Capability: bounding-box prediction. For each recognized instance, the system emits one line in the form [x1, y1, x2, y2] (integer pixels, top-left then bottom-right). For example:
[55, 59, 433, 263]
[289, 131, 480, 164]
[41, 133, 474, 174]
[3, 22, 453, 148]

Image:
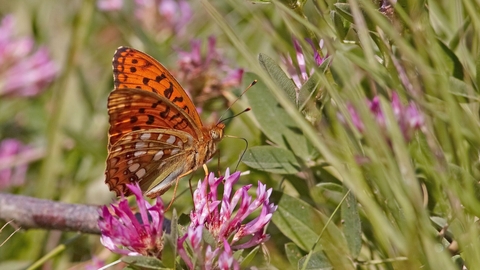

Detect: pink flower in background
[306, 38, 325, 67]
[0, 15, 57, 97]
[177, 169, 277, 269]
[0, 139, 30, 190]
[84, 256, 105, 270]
[98, 183, 165, 258]
[176, 36, 244, 108]
[282, 38, 326, 89]
[134, 0, 192, 36]
[341, 92, 425, 142]
[97, 0, 123, 11]
[217, 240, 239, 270]
[98, 0, 192, 37]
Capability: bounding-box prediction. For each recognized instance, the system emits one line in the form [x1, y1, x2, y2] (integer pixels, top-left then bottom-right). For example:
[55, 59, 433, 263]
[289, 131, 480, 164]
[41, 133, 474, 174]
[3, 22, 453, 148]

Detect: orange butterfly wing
[111, 47, 204, 142]
[107, 88, 202, 147]
[106, 46, 222, 198]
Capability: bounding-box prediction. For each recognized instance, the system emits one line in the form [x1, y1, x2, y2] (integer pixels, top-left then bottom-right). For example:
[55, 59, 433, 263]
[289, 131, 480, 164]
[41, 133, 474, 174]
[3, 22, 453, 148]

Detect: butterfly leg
[188, 173, 195, 204]
[166, 169, 193, 211]
[216, 149, 222, 176]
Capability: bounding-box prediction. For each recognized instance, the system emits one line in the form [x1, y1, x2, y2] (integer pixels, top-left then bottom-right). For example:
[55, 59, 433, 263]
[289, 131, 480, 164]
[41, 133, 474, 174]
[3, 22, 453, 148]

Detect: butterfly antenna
[218, 108, 251, 125]
[218, 80, 257, 124]
[224, 135, 249, 171]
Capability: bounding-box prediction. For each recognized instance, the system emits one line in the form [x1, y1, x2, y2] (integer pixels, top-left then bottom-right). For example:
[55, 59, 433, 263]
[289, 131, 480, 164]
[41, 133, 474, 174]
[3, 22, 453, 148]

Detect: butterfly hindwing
[106, 129, 194, 196]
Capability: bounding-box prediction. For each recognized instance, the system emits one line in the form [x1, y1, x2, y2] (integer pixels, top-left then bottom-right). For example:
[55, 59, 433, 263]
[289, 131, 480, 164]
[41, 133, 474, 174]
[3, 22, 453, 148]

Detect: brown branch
[0, 193, 171, 235]
[0, 193, 101, 234]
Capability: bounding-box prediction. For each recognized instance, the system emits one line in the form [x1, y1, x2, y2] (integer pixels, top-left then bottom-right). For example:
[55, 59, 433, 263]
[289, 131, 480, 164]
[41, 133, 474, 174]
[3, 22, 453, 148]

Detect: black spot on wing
[160, 106, 170, 118]
[146, 115, 155, 125]
[164, 82, 173, 99]
[173, 118, 187, 129]
[156, 74, 166, 82]
[152, 100, 162, 108]
[172, 96, 183, 103]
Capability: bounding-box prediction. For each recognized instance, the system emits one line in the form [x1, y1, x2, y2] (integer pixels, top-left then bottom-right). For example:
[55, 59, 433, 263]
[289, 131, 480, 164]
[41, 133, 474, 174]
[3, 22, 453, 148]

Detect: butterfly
[105, 46, 225, 198]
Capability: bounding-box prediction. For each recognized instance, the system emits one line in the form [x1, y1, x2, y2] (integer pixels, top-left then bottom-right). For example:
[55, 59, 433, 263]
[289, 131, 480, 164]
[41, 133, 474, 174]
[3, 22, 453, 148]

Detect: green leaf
[160, 209, 178, 268]
[242, 146, 301, 174]
[334, 3, 353, 24]
[430, 216, 448, 228]
[333, 3, 375, 31]
[298, 73, 319, 109]
[202, 227, 217, 247]
[448, 76, 470, 102]
[298, 252, 332, 270]
[240, 246, 259, 268]
[161, 235, 176, 268]
[233, 249, 243, 261]
[270, 191, 351, 267]
[430, 216, 453, 239]
[298, 71, 324, 125]
[258, 53, 298, 105]
[284, 174, 314, 202]
[452, 255, 465, 269]
[476, 56, 480, 91]
[332, 11, 348, 41]
[245, 73, 311, 159]
[177, 213, 190, 226]
[285, 242, 303, 268]
[271, 190, 335, 250]
[310, 183, 344, 206]
[341, 189, 362, 259]
[121, 256, 165, 269]
[437, 40, 464, 80]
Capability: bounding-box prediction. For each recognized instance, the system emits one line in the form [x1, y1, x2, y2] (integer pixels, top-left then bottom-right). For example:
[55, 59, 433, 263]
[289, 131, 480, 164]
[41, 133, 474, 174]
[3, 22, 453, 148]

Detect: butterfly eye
[210, 127, 224, 141]
[211, 131, 218, 139]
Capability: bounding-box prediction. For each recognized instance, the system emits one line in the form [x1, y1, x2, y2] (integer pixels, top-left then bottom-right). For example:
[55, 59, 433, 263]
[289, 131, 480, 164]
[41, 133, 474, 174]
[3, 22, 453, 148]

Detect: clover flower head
[177, 169, 277, 269]
[98, 183, 165, 258]
[0, 15, 57, 97]
[176, 36, 244, 108]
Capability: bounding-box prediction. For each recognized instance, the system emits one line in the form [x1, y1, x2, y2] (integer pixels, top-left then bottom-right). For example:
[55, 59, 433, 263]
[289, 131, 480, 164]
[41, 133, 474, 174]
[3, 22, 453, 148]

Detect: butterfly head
[211, 123, 225, 142]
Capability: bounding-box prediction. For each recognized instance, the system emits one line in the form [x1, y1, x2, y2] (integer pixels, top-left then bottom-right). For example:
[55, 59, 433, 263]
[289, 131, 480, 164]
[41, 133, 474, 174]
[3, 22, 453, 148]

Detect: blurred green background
[2, 0, 480, 269]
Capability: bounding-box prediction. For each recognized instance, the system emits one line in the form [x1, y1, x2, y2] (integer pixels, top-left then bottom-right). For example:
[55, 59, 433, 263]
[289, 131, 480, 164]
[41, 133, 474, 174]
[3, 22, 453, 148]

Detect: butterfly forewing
[112, 47, 203, 127]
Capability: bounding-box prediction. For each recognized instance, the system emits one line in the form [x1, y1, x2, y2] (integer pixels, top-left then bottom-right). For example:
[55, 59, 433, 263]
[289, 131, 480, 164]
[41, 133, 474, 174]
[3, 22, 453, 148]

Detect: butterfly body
[105, 47, 225, 198]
